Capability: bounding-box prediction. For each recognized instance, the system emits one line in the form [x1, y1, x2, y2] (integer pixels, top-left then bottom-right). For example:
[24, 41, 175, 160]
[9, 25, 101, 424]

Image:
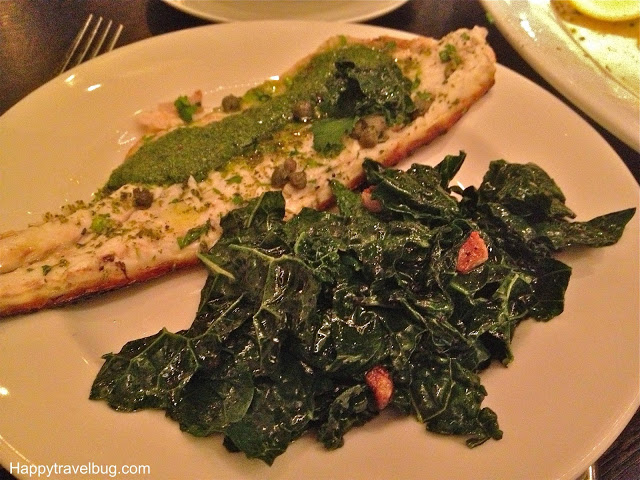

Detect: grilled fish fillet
[0, 27, 496, 317]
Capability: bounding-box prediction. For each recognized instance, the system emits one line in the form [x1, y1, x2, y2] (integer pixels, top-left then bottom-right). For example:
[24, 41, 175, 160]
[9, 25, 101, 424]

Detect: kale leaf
[91, 152, 634, 465]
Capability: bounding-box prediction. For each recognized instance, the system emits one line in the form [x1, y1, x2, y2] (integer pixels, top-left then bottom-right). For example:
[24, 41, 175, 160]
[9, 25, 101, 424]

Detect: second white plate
[481, 0, 640, 151]
[162, 0, 410, 22]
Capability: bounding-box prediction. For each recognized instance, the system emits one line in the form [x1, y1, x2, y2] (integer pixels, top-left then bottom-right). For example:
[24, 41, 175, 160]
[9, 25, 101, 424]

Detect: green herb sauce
[104, 41, 415, 192]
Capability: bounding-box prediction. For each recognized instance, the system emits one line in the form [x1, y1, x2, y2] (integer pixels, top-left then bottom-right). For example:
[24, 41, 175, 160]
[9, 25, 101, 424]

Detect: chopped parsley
[90, 214, 117, 236]
[311, 117, 357, 156]
[41, 258, 69, 276]
[174, 95, 201, 123]
[177, 221, 211, 249]
[439, 43, 462, 65]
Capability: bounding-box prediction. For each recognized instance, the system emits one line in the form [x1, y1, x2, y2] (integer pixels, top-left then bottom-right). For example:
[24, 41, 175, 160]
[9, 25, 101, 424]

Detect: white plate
[0, 21, 638, 480]
[481, 0, 640, 152]
[161, 0, 409, 22]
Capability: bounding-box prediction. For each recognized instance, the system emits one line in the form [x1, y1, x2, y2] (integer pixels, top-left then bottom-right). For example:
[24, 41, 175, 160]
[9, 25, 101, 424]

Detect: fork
[58, 14, 123, 75]
[581, 464, 598, 480]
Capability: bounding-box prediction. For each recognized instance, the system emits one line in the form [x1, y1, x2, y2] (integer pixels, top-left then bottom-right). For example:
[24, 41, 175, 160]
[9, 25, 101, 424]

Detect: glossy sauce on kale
[91, 152, 635, 464]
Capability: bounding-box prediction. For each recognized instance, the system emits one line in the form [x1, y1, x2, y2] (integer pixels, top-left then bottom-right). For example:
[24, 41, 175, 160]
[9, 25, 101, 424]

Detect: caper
[289, 171, 307, 190]
[132, 187, 153, 209]
[270, 164, 289, 188]
[221, 94, 242, 113]
[351, 118, 366, 139]
[364, 114, 387, 133]
[351, 115, 387, 148]
[292, 100, 313, 122]
[412, 94, 434, 118]
[364, 128, 382, 148]
[283, 158, 297, 174]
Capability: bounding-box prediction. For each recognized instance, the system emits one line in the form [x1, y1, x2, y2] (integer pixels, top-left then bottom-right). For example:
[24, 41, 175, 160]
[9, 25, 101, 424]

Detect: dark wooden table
[0, 1, 638, 479]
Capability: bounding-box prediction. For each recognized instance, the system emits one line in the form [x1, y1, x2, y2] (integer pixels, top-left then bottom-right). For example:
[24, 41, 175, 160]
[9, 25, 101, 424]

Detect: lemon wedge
[568, 0, 640, 21]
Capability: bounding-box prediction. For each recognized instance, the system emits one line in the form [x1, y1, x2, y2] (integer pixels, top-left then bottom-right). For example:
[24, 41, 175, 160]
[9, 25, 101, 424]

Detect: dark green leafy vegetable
[91, 152, 634, 464]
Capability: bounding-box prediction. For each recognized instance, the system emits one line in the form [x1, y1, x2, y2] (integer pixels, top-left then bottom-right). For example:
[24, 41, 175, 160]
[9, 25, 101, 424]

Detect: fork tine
[89, 19, 112, 59]
[58, 14, 93, 75]
[73, 16, 103, 68]
[104, 23, 124, 53]
[58, 14, 123, 75]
